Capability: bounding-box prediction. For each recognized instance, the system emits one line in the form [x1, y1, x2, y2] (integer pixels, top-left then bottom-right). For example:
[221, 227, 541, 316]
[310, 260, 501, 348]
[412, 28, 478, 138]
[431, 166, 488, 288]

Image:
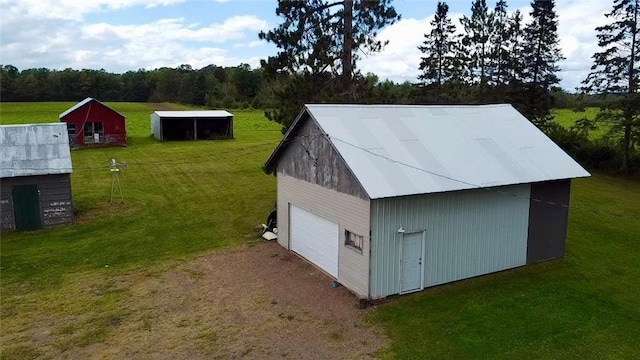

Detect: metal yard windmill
[109, 158, 127, 202]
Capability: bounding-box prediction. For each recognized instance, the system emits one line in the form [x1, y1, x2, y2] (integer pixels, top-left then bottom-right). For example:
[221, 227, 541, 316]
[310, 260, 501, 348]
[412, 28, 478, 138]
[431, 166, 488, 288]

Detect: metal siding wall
[526, 180, 571, 263]
[150, 113, 161, 140]
[370, 184, 530, 298]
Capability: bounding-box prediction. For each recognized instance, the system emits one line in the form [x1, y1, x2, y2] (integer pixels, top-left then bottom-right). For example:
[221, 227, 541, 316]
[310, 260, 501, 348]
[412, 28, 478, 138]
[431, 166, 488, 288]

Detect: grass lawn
[369, 174, 640, 359]
[1, 103, 281, 289]
[1, 103, 639, 358]
[0, 103, 283, 355]
[551, 107, 609, 140]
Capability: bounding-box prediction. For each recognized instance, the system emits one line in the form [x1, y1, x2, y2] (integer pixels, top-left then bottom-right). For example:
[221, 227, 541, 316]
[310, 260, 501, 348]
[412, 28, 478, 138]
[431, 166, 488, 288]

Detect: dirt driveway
[66, 242, 387, 359]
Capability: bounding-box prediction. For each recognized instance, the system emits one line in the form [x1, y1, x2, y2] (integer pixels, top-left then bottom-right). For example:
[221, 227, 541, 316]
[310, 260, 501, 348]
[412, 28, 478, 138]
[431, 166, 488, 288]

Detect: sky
[0, 0, 612, 91]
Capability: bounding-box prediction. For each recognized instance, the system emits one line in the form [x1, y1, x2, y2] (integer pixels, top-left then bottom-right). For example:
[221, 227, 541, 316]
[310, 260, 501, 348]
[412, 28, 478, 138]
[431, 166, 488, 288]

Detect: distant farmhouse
[1, 123, 74, 231]
[59, 97, 127, 147]
[265, 104, 590, 300]
[150, 111, 234, 141]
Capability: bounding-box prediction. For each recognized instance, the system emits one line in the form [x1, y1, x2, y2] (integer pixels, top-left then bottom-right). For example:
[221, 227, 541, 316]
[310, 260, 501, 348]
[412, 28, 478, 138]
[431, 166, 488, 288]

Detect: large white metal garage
[290, 205, 339, 278]
[265, 104, 590, 300]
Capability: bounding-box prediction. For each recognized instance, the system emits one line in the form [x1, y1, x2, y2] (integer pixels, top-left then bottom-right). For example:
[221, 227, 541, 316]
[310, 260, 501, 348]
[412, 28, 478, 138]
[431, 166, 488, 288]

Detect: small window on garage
[345, 230, 363, 252]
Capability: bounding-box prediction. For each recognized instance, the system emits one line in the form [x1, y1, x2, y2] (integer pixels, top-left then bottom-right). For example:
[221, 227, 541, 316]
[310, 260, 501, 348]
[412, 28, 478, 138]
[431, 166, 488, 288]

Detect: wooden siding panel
[277, 116, 368, 200]
[1, 189, 15, 231]
[1, 174, 74, 231]
[277, 174, 370, 298]
[370, 184, 531, 298]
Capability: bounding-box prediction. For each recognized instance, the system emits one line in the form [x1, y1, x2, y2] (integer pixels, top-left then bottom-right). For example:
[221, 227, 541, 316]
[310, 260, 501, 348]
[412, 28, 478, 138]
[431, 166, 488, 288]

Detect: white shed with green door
[265, 104, 589, 300]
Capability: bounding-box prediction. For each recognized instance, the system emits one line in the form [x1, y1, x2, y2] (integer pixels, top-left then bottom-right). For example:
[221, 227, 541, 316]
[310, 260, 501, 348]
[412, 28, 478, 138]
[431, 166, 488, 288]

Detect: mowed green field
[369, 174, 640, 359]
[1, 103, 639, 359]
[0, 102, 282, 288]
[551, 107, 609, 139]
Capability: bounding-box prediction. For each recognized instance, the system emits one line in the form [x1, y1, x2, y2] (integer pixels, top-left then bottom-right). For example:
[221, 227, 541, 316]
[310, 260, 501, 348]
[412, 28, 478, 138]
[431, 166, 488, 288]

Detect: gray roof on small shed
[153, 110, 233, 118]
[265, 104, 590, 199]
[0, 123, 73, 178]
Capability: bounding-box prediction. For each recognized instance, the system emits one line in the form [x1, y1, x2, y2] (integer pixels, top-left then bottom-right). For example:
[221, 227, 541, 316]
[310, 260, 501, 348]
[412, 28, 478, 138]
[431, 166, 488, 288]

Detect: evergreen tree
[259, 0, 399, 129]
[506, 10, 525, 82]
[418, 1, 462, 99]
[460, 0, 494, 94]
[522, 0, 563, 88]
[519, 0, 563, 127]
[582, 0, 639, 173]
[489, 0, 510, 85]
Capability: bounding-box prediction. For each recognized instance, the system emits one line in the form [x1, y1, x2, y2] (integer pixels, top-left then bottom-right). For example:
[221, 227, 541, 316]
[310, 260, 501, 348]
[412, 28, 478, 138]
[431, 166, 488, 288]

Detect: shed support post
[193, 118, 197, 140]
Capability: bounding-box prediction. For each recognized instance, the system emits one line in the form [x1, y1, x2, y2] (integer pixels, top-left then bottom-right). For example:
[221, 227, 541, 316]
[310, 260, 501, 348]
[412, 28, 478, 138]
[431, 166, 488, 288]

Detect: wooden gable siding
[276, 116, 368, 200]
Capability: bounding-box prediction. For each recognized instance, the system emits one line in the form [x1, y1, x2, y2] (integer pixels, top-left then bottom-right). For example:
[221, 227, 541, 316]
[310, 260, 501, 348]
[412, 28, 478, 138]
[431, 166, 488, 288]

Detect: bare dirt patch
[20, 242, 387, 359]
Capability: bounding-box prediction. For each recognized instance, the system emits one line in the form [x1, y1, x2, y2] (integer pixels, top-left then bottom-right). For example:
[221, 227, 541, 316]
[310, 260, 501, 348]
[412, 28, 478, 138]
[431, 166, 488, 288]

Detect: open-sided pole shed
[150, 110, 234, 141]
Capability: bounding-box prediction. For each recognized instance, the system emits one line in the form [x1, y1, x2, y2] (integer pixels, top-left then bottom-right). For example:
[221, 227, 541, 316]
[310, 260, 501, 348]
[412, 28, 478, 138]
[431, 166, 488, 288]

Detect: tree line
[258, 0, 638, 174]
[0, 64, 267, 109]
[0, 0, 638, 173]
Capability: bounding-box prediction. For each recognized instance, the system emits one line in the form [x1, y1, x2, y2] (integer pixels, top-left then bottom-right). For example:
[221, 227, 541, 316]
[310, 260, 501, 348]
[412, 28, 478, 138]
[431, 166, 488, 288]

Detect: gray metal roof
[153, 110, 233, 118]
[267, 104, 590, 199]
[59, 97, 124, 119]
[0, 123, 73, 178]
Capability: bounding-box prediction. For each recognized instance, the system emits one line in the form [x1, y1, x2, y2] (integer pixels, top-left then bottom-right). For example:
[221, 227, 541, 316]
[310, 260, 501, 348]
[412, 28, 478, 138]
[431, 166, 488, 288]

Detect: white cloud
[82, 15, 267, 43]
[0, 0, 613, 90]
[0, 0, 188, 21]
[233, 40, 266, 49]
[360, 0, 611, 90]
[359, 13, 463, 82]
[0, 0, 269, 73]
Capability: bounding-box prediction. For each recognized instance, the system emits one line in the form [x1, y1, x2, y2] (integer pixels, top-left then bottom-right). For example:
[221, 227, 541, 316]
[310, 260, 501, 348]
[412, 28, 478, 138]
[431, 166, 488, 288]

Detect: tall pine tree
[582, 0, 639, 173]
[506, 10, 525, 82]
[489, 0, 510, 86]
[522, 0, 563, 88]
[520, 0, 563, 126]
[460, 0, 494, 97]
[418, 1, 462, 101]
[259, 0, 399, 129]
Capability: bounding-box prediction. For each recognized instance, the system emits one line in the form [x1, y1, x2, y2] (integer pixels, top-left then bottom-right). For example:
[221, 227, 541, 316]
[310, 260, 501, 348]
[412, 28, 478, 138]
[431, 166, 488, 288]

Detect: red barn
[59, 98, 127, 147]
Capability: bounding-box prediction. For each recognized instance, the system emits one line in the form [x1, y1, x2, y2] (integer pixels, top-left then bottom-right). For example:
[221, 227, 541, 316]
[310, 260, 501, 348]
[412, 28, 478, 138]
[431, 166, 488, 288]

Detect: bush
[546, 122, 639, 175]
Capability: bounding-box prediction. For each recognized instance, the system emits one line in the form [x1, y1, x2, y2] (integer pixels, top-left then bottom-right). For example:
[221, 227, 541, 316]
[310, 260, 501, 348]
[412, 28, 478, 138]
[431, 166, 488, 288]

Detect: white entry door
[401, 231, 424, 293]
[290, 205, 339, 278]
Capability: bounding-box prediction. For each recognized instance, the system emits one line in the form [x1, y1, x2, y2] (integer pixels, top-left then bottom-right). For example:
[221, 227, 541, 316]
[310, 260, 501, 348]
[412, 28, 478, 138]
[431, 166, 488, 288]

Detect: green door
[12, 185, 41, 230]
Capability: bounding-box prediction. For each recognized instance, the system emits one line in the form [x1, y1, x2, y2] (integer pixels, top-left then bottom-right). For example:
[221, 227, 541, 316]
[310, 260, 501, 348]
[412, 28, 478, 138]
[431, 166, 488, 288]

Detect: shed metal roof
[59, 97, 124, 119]
[0, 123, 73, 178]
[266, 104, 590, 199]
[153, 110, 233, 118]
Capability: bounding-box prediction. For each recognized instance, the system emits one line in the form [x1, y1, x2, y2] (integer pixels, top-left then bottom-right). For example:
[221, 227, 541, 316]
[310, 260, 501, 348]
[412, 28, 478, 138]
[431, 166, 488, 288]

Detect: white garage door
[290, 205, 339, 278]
